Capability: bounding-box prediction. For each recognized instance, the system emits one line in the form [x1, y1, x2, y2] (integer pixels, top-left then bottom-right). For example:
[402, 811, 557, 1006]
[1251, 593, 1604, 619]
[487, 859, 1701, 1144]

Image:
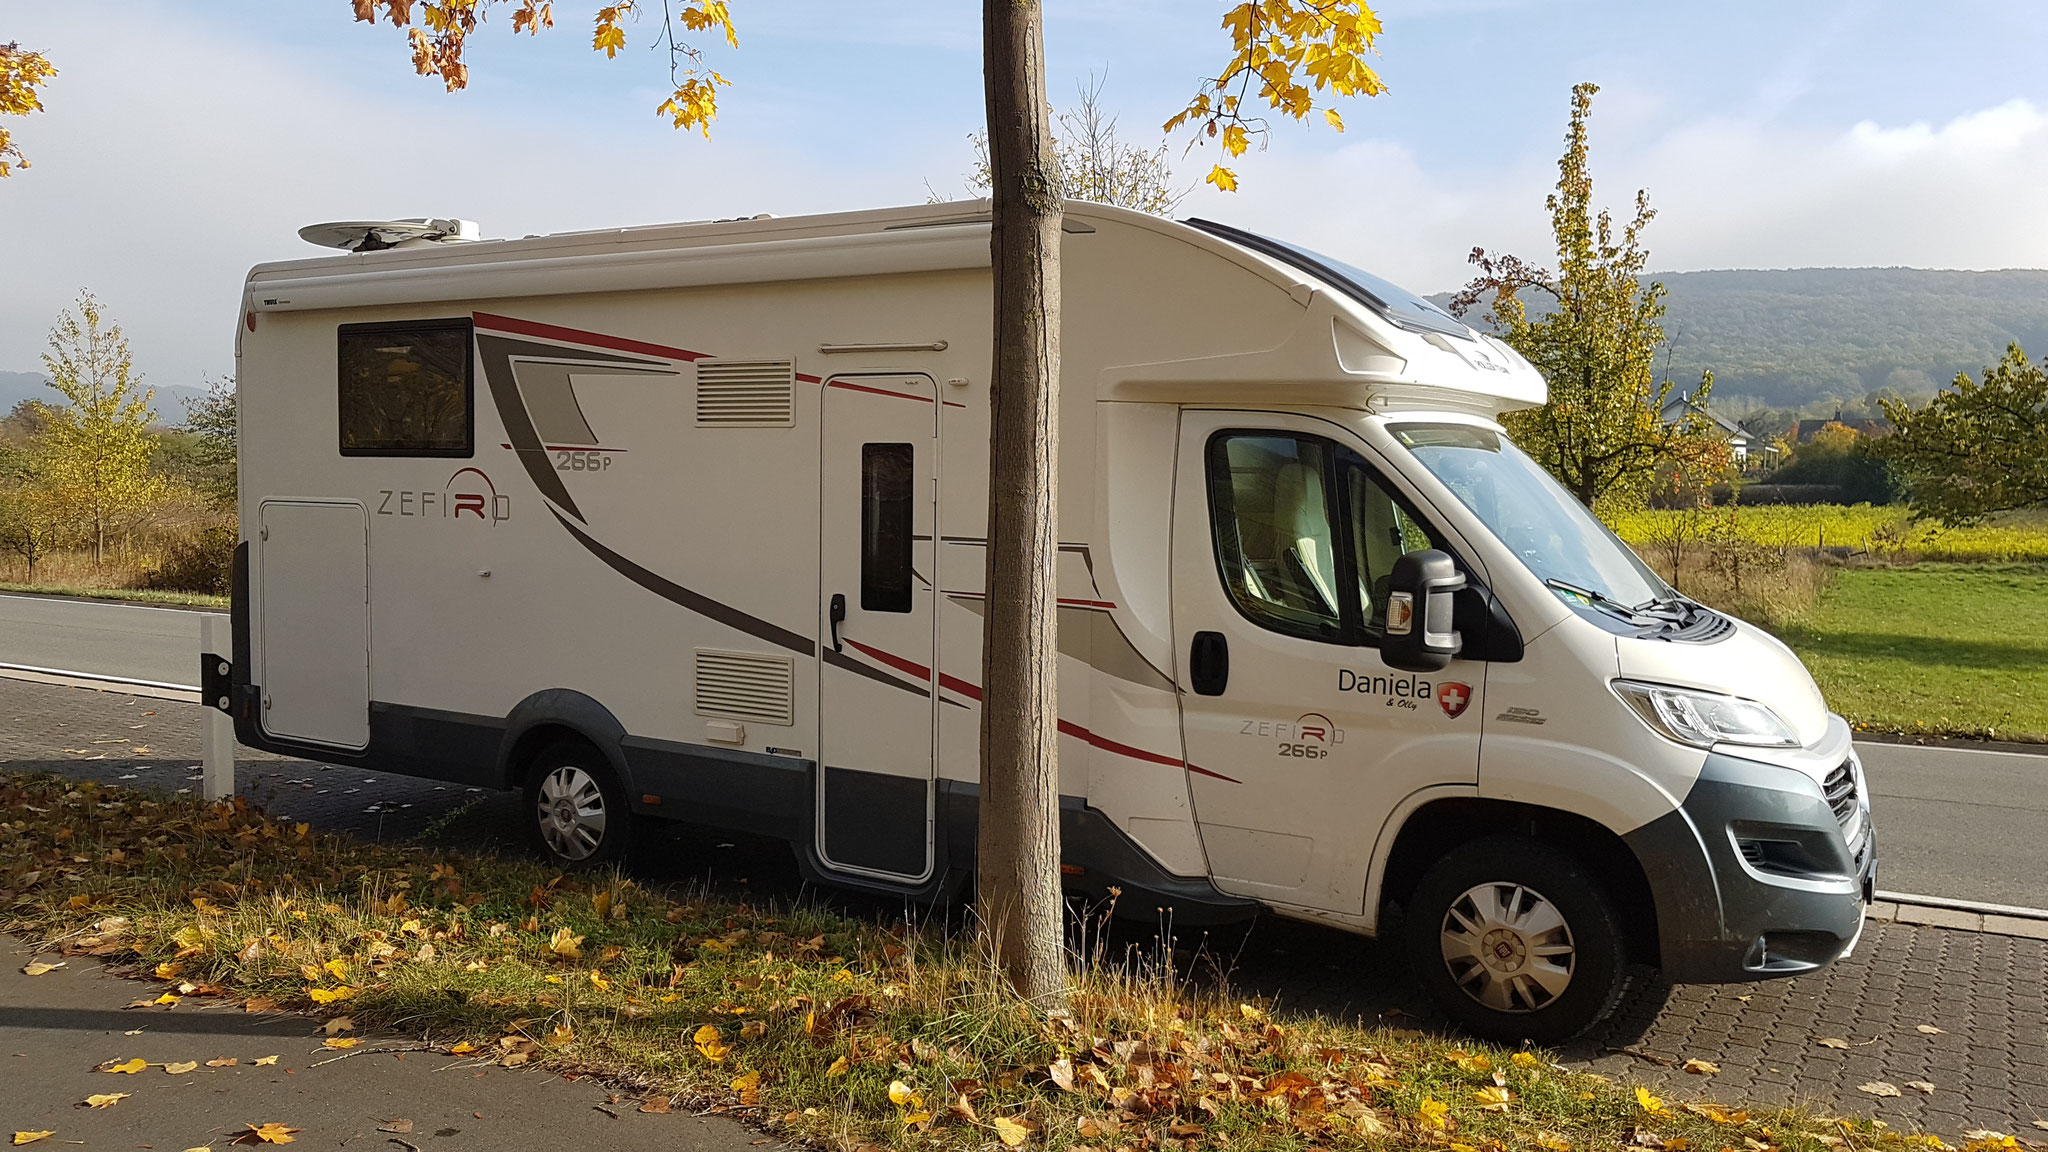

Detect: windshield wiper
[1544, 578, 1655, 625]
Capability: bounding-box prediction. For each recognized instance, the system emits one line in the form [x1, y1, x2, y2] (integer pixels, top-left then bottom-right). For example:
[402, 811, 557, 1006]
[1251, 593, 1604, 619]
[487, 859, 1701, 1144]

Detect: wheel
[1403, 836, 1628, 1045]
[524, 739, 635, 868]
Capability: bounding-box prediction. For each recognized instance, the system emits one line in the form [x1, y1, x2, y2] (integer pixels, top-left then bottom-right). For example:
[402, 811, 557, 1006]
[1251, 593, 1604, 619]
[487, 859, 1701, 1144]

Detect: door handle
[1190, 631, 1229, 696]
[829, 593, 846, 653]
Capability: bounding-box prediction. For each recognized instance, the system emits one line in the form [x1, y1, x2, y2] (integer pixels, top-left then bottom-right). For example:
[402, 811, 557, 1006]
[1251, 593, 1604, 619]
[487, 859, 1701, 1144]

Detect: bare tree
[952, 73, 1187, 216]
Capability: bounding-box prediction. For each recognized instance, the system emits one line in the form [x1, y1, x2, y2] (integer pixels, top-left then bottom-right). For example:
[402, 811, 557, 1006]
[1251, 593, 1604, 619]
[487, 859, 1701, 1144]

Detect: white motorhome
[221, 202, 1874, 1041]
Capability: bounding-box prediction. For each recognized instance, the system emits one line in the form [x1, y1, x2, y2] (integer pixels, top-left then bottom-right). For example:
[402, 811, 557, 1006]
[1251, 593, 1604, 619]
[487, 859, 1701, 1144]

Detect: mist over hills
[1432, 266, 2048, 413]
[0, 370, 208, 424]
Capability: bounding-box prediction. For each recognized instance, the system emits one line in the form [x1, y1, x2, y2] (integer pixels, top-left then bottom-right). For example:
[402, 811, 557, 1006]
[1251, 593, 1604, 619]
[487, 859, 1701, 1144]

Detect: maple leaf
[548, 927, 584, 959]
[730, 1070, 761, 1105]
[693, 1024, 728, 1062]
[83, 1093, 130, 1108]
[230, 1123, 300, 1145]
[825, 1056, 849, 1078]
[1473, 1085, 1513, 1111]
[991, 1116, 1033, 1147]
[1636, 1087, 1670, 1115]
[1206, 165, 1239, 193]
[307, 986, 354, 1005]
[589, 970, 612, 991]
[1511, 1051, 1542, 1069]
[1415, 1097, 1451, 1130]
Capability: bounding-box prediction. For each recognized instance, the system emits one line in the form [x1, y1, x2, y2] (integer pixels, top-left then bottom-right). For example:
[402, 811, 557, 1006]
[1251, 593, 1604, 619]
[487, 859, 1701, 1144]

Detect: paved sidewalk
[5, 675, 2046, 1140]
[0, 938, 769, 1152]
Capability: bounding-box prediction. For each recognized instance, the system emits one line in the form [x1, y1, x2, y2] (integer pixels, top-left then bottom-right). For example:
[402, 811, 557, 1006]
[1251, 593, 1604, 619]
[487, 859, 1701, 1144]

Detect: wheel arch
[1374, 796, 1662, 968]
[496, 689, 634, 794]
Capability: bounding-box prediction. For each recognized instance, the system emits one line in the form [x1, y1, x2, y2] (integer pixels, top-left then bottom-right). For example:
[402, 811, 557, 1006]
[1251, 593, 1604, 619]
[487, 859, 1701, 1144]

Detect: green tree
[350, 0, 1384, 1005]
[175, 375, 238, 511]
[0, 440, 68, 581]
[1875, 343, 2048, 524]
[38, 290, 167, 563]
[1450, 82, 1722, 509]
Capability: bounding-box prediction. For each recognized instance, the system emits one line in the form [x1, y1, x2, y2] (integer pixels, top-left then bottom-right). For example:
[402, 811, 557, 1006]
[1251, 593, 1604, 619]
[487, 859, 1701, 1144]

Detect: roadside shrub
[141, 524, 235, 594]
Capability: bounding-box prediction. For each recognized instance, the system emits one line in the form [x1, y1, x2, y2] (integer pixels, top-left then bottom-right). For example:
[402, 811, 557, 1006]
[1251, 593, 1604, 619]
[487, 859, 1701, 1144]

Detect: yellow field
[1604, 504, 2048, 563]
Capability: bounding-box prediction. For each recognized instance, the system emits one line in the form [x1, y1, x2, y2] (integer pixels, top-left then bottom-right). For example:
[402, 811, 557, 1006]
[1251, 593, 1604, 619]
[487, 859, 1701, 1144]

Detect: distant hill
[1433, 267, 2048, 410]
[0, 370, 207, 425]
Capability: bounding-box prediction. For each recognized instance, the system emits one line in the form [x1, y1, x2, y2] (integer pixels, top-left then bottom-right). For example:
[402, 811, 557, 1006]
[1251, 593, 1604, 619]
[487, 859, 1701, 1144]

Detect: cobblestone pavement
[5, 675, 2045, 1140]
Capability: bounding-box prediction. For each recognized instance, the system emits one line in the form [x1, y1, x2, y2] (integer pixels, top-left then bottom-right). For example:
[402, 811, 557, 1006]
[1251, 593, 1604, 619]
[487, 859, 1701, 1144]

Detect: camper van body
[227, 201, 1873, 1040]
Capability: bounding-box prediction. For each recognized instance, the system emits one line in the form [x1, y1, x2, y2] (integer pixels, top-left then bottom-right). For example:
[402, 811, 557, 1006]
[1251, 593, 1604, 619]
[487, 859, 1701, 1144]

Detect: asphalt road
[0, 591, 207, 687]
[2, 590, 2044, 909]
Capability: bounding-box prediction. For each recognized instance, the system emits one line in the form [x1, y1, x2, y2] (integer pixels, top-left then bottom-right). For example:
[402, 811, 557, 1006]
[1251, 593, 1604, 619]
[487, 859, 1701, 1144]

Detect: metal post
[200, 614, 235, 803]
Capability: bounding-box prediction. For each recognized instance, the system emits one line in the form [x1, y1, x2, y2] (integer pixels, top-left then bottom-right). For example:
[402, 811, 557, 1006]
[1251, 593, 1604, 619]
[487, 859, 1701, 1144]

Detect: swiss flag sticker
[1437, 682, 1472, 719]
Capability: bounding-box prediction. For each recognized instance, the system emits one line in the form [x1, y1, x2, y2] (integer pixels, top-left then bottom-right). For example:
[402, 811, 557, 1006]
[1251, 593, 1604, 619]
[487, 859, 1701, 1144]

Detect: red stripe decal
[471, 312, 823, 383]
[838, 639, 1236, 783]
[827, 379, 935, 404]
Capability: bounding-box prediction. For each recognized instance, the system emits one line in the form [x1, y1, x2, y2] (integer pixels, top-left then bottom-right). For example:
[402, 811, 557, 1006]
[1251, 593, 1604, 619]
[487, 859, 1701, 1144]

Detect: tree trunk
[975, 0, 1067, 1007]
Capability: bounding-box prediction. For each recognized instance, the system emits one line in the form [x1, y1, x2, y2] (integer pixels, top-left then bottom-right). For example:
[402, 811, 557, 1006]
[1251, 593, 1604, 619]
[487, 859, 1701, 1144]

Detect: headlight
[1612, 680, 1799, 749]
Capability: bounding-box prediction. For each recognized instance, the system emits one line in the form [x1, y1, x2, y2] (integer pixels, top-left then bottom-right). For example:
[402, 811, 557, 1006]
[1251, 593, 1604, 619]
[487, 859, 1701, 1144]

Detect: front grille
[1822, 762, 1858, 826]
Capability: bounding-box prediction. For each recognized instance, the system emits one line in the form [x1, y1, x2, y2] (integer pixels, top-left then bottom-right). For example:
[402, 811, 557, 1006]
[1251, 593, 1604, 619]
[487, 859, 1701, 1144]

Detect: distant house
[1658, 391, 1756, 468]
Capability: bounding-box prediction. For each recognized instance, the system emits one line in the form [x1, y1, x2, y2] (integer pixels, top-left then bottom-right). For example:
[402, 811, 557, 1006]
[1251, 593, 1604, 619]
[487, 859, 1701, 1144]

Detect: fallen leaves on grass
[1473, 1085, 1514, 1111]
[81, 1093, 129, 1108]
[1636, 1087, 1671, 1117]
[730, 1070, 761, 1105]
[547, 927, 583, 960]
[230, 1123, 300, 1145]
[307, 986, 354, 1005]
[989, 1116, 1033, 1147]
[693, 1024, 728, 1062]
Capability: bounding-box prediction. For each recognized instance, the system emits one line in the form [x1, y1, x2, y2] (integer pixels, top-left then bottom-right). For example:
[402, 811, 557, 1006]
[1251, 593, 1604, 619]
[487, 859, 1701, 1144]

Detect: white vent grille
[695, 360, 796, 427]
[694, 649, 795, 726]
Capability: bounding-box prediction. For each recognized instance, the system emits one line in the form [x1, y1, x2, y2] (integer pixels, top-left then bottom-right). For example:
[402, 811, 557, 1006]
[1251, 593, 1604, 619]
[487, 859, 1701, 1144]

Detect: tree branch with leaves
[0, 40, 57, 178]
[1875, 343, 2048, 525]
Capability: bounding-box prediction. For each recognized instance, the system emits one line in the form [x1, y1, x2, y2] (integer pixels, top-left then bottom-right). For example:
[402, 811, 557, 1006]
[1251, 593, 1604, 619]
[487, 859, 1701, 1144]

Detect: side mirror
[1383, 549, 1465, 672]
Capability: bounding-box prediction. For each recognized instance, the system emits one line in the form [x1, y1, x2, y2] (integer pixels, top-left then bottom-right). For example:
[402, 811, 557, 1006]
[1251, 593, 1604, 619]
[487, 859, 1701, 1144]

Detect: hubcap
[536, 766, 607, 862]
[1439, 881, 1575, 1013]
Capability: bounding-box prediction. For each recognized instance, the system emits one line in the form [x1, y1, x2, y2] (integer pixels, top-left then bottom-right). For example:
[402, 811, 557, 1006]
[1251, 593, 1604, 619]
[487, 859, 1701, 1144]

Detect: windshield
[1390, 423, 1671, 610]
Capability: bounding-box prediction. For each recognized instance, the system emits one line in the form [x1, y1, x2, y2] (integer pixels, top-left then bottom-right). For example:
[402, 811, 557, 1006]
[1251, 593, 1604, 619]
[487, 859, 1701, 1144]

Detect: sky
[3, 0, 2047, 388]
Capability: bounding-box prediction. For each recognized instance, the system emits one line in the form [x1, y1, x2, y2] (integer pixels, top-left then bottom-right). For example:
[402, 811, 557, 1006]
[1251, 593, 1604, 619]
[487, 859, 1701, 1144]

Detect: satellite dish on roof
[298, 218, 481, 252]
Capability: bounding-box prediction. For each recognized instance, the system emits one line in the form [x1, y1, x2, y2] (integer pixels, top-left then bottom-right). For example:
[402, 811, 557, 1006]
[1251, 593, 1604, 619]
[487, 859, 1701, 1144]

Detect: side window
[860, 443, 914, 612]
[338, 319, 473, 456]
[1345, 460, 1439, 641]
[1206, 434, 1348, 642]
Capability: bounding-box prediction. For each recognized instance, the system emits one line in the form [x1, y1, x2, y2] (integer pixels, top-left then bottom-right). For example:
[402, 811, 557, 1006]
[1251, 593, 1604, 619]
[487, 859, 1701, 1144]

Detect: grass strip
[0, 581, 228, 608]
[0, 774, 2009, 1152]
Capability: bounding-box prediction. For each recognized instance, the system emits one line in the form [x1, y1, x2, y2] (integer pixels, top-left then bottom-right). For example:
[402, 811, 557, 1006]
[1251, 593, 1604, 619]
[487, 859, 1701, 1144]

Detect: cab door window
[1207, 431, 1443, 646]
[1206, 434, 1352, 642]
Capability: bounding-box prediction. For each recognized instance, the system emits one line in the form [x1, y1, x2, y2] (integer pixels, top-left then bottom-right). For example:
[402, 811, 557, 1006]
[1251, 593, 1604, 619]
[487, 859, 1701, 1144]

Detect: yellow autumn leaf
[1324, 108, 1345, 131]
[234, 1123, 300, 1144]
[589, 970, 612, 991]
[448, 1042, 476, 1055]
[155, 962, 184, 980]
[548, 927, 584, 960]
[825, 1056, 850, 1078]
[165, 1061, 199, 1074]
[888, 1080, 920, 1108]
[1206, 165, 1239, 193]
[1536, 1134, 1572, 1152]
[1416, 1097, 1450, 1130]
[1474, 1085, 1513, 1111]
[154, 993, 180, 1005]
[104, 1058, 147, 1074]
[307, 986, 354, 1005]
[21, 960, 63, 976]
[693, 1024, 728, 1062]
[1636, 1086, 1670, 1115]
[1684, 1058, 1720, 1075]
[991, 1115, 1032, 1147]
[1511, 1052, 1542, 1069]
[1238, 1003, 1265, 1021]
[730, 1070, 760, 1104]
[252, 1056, 278, 1066]
[83, 1093, 130, 1108]
[1221, 123, 1250, 157]
[322, 958, 349, 980]
[1454, 1051, 1492, 1073]
[12, 1133, 53, 1146]
[322, 1038, 360, 1050]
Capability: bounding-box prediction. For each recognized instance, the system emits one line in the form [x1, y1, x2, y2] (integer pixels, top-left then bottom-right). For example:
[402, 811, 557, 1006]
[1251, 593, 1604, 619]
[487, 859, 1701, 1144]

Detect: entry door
[1171, 412, 1484, 912]
[817, 374, 939, 881]
[257, 500, 370, 749]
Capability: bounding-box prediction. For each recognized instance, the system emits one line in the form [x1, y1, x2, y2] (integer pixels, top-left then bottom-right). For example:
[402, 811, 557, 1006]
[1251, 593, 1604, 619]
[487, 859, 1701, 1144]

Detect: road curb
[0, 664, 201, 703]
[1871, 891, 2048, 941]
[1854, 729, 2048, 757]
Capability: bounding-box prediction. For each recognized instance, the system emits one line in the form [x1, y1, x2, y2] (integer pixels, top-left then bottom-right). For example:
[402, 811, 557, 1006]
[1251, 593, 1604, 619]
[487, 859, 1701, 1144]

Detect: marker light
[1612, 680, 1799, 749]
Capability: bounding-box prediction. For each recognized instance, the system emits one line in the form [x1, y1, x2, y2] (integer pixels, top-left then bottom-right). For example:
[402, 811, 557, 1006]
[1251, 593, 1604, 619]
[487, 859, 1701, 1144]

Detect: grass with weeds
[0, 774, 2016, 1152]
[0, 581, 227, 608]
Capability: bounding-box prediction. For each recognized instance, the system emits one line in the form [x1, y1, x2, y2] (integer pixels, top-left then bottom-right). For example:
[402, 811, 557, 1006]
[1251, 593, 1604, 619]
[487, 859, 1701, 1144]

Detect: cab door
[1171, 411, 1484, 913]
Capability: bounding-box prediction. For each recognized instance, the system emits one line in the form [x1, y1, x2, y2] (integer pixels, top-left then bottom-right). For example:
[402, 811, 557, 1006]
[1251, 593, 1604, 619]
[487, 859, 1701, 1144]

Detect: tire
[1402, 835, 1628, 1046]
[523, 738, 636, 869]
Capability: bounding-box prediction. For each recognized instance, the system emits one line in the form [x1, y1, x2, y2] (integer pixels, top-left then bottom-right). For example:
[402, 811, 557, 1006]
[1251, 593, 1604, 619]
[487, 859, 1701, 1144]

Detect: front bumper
[1624, 751, 1874, 984]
